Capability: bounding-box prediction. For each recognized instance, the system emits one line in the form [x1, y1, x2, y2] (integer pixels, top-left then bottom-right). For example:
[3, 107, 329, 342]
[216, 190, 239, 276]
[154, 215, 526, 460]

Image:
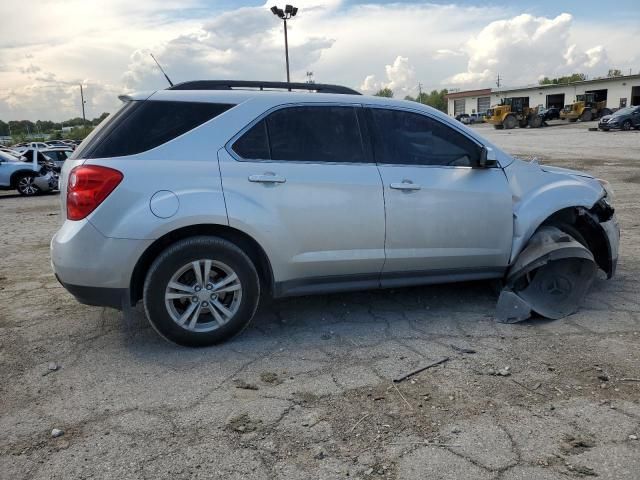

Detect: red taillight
[67, 165, 123, 220]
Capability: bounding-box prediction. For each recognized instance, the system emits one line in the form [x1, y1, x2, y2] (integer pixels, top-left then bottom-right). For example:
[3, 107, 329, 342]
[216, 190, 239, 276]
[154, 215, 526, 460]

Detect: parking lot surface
[1, 121, 639, 479]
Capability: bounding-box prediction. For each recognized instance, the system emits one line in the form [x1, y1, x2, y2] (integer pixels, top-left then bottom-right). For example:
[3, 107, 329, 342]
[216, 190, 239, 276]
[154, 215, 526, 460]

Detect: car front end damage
[497, 160, 619, 323]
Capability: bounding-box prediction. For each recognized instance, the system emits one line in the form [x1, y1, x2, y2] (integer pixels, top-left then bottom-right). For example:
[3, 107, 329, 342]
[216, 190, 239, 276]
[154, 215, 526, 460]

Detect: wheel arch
[10, 169, 37, 187]
[517, 204, 613, 277]
[129, 223, 274, 306]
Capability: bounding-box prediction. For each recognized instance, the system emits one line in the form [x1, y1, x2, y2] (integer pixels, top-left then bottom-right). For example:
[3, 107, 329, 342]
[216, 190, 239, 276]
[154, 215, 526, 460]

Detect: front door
[367, 107, 513, 283]
[219, 104, 386, 295]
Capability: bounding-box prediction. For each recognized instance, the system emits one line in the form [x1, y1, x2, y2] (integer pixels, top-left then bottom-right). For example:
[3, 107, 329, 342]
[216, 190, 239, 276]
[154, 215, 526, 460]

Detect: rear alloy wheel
[16, 174, 39, 196]
[143, 236, 260, 347]
[621, 120, 632, 131]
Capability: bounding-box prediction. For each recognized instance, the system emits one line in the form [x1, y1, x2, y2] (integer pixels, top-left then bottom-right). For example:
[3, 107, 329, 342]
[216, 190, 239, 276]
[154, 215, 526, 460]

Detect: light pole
[80, 84, 87, 126]
[270, 4, 298, 83]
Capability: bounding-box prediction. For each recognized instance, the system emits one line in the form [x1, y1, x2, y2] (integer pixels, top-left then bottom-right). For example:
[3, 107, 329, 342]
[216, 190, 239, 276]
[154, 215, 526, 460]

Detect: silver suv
[51, 81, 619, 347]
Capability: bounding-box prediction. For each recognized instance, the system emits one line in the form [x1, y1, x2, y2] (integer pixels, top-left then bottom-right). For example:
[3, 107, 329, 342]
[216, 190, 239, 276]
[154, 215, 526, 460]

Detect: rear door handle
[390, 181, 421, 191]
[248, 174, 286, 184]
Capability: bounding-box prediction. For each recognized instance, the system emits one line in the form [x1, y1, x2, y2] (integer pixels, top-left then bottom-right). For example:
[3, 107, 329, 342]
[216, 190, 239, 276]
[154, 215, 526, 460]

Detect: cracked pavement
[1, 121, 639, 479]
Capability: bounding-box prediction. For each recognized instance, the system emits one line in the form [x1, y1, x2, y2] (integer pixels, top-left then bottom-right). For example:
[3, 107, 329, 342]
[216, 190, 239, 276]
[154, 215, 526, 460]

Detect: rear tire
[529, 116, 543, 128]
[580, 110, 593, 122]
[143, 236, 260, 347]
[621, 120, 632, 131]
[503, 115, 517, 130]
[16, 174, 39, 196]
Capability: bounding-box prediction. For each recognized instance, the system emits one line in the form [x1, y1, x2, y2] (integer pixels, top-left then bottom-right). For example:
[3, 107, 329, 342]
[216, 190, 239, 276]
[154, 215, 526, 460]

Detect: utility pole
[418, 82, 423, 103]
[496, 73, 501, 88]
[80, 84, 87, 126]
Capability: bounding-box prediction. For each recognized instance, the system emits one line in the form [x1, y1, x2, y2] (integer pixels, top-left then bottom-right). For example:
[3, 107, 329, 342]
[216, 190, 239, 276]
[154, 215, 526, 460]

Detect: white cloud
[0, 2, 636, 120]
[446, 13, 612, 88]
[360, 56, 416, 96]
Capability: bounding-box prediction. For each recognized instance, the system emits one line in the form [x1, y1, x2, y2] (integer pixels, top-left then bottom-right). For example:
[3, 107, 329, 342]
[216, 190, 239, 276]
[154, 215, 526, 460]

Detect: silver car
[0, 150, 59, 196]
[50, 81, 619, 347]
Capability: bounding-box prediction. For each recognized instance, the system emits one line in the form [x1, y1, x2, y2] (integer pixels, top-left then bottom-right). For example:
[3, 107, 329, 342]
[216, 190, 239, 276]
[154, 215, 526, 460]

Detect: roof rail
[168, 80, 361, 95]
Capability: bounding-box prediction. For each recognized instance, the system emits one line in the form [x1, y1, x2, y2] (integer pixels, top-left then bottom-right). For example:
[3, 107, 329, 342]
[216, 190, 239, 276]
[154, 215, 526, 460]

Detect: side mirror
[478, 146, 498, 168]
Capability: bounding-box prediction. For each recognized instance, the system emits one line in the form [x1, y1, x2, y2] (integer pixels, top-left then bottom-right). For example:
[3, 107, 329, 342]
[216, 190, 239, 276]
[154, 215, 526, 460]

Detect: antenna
[496, 73, 501, 88]
[150, 53, 174, 87]
[418, 82, 423, 103]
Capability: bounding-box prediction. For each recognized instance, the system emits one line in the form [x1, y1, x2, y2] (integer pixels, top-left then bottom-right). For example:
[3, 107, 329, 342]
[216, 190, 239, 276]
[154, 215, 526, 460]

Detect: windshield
[614, 107, 634, 115]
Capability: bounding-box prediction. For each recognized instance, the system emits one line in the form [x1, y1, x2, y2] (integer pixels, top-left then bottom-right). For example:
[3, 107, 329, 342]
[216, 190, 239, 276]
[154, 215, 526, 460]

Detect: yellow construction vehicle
[484, 97, 543, 129]
[560, 93, 612, 122]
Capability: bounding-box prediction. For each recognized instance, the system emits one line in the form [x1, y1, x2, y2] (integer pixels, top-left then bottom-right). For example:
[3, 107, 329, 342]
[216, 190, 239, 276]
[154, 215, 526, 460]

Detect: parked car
[13, 142, 48, 154]
[21, 147, 73, 171]
[455, 113, 471, 124]
[51, 80, 619, 347]
[0, 150, 59, 196]
[469, 113, 484, 124]
[537, 106, 560, 121]
[598, 106, 640, 131]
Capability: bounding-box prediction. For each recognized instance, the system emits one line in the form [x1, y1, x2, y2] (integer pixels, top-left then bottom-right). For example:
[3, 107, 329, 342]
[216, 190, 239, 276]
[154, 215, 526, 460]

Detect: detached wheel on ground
[16, 174, 39, 196]
[143, 236, 260, 347]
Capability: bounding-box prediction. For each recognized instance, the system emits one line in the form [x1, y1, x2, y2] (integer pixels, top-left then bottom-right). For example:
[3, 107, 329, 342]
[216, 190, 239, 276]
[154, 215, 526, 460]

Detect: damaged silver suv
[51, 80, 619, 347]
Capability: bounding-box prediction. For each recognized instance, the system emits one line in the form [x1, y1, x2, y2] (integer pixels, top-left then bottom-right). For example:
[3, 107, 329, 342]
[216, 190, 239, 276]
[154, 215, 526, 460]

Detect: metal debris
[393, 357, 450, 383]
[497, 227, 597, 323]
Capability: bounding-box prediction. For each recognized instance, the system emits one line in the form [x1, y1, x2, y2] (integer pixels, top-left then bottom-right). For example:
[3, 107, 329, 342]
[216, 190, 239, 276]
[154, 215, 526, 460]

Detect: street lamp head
[291, 7, 298, 16]
[270, 6, 278, 14]
[285, 4, 293, 13]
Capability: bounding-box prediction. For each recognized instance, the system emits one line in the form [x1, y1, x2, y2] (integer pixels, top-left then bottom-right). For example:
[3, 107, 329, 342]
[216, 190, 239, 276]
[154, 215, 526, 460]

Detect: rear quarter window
[74, 100, 234, 159]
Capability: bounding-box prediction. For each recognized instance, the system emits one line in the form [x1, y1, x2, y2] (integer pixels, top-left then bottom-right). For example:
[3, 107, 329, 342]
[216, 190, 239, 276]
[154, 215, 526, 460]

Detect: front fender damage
[496, 226, 597, 323]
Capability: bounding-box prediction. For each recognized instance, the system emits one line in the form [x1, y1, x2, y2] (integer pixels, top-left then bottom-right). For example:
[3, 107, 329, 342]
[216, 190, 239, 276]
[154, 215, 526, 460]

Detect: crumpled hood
[539, 164, 594, 179]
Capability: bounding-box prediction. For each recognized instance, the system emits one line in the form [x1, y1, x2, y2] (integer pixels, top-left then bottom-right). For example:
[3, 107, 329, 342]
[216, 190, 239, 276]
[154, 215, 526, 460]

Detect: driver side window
[369, 108, 480, 167]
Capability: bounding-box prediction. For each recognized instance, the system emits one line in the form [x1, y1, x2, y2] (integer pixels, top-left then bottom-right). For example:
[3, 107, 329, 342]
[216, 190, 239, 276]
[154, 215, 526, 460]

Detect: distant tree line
[539, 69, 625, 86]
[0, 112, 110, 139]
[373, 87, 449, 113]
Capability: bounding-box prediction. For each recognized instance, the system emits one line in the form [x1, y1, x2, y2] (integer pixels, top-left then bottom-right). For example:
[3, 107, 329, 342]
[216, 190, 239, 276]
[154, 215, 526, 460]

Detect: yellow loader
[560, 93, 612, 122]
[484, 97, 543, 130]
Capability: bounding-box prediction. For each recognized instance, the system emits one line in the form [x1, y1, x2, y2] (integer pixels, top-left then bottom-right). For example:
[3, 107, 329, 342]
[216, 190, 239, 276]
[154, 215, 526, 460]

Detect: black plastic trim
[168, 80, 361, 95]
[56, 275, 127, 310]
[274, 267, 505, 298]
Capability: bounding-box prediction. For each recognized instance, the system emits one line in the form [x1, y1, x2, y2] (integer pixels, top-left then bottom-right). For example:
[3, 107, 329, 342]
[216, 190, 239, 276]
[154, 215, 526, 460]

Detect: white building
[446, 74, 640, 117]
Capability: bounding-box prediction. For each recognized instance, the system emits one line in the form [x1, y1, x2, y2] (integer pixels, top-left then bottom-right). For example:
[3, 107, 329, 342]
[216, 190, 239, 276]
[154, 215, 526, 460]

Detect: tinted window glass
[232, 120, 270, 159]
[75, 101, 233, 159]
[250, 106, 364, 162]
[370, 109, 480, 167]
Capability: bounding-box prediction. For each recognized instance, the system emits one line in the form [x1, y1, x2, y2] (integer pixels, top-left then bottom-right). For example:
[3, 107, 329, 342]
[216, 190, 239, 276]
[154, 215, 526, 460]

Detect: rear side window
[370, 108, 480, 167]
[232, 106, 366, 163]
[75, 100, 233, 159]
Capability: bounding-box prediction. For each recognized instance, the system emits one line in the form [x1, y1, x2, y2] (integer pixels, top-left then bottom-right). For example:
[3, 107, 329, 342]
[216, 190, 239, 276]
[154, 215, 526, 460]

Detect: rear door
[219, 104, 386, 294]
[368, 107, 513, 282]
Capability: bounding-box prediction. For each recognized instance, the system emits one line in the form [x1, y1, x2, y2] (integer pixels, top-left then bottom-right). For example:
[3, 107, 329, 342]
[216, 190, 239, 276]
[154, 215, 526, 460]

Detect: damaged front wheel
[496, 226, 597, 323]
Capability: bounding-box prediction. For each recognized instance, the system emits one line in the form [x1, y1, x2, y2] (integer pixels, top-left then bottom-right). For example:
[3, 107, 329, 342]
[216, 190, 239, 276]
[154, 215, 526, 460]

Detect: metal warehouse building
[446, 74, 640, 117]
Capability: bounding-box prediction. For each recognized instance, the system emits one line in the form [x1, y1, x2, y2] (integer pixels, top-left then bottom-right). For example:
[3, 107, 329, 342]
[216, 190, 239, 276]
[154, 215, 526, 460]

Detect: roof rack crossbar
[168, 80, 361, 95]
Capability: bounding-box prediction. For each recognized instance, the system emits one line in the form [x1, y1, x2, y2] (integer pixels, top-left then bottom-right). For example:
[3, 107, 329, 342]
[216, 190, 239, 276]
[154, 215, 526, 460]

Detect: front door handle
[248, 173, 286, 184]
[390, 181, 421, 191]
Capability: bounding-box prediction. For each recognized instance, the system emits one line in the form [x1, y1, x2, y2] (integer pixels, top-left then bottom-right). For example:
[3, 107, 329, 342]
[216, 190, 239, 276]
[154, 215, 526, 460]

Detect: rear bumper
[56, 275, 127, 309]
[51, 218, 152, 295]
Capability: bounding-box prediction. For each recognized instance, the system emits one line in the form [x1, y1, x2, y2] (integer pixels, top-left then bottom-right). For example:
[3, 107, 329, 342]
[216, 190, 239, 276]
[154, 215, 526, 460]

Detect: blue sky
[1, 0, 638, 120]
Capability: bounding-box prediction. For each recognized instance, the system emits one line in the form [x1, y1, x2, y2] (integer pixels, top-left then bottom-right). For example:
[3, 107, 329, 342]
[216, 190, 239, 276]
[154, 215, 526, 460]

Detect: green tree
[539, 73, 587, 85]
[374, 87, 394, 98]
[91, 112, 110, 126]
[607, 69, 622, 77]
[405, 89, 449, 113]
